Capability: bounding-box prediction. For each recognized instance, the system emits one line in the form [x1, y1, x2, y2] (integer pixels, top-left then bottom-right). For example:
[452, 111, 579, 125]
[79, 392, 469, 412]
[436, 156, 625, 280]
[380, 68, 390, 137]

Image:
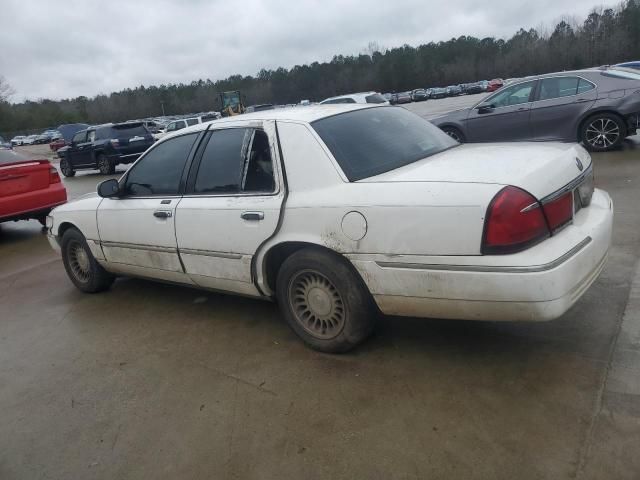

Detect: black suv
[57, 122, 154, 176]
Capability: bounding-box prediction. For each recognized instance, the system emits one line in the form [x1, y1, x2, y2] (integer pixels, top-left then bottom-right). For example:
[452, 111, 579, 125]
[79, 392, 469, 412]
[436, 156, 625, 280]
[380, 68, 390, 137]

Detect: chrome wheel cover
[288, 270, 345, 339]
[68, 240, 91, 283]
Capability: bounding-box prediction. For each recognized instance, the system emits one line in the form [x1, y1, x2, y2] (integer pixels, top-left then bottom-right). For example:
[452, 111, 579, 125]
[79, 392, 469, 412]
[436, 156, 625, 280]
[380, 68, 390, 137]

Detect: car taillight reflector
[482, 186, 549, 254]
[50, 166, 61, 183]
[542, 191, 573, 232]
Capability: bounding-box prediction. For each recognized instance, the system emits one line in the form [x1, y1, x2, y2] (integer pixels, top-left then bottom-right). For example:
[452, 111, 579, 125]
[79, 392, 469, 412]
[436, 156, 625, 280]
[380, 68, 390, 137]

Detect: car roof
[160, 104, 378, 140]
[198, 104, 376, 127]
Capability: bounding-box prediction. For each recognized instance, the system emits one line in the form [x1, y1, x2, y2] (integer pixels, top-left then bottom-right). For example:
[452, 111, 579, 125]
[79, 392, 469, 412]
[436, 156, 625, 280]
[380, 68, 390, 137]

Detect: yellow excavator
[218, 90, 245, 117]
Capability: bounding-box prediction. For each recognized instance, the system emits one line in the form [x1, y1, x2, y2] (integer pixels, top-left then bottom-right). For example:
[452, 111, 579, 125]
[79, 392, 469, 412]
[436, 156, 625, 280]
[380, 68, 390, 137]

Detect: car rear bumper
[348, 188, 613, 322]
[107, 151, 144, 164]
[0, 184, 67, 222]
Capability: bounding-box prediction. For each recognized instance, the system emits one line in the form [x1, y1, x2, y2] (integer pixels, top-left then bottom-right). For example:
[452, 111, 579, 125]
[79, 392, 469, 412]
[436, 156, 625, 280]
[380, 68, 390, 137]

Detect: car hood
[53, 192, 100, 213]
[430, 108, 470, 124]
[359, 142, 592, 200]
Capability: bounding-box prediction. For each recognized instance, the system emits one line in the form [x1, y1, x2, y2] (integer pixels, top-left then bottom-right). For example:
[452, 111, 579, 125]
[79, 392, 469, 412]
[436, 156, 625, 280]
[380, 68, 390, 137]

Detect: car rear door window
[124, 133, 197, 196]
[539, 77, 580, 100]
[193, 128, 252, 194]
[186, 118, 199, 126]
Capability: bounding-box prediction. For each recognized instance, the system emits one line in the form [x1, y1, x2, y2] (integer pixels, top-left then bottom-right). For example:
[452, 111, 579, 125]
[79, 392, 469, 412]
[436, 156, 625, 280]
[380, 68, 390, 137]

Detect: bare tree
[0, 76, 14, 102]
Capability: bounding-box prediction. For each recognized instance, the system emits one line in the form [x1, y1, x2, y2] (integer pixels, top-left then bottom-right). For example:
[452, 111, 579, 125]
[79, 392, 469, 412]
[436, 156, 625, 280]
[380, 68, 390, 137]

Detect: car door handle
[153, 210, 172, 219]
[241, 211, 264, 221]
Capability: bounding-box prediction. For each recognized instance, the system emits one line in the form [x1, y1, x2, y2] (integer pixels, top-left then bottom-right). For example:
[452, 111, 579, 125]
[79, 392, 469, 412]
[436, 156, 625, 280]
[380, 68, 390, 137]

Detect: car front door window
[72, 132, 86, 145]
[487, 81, 536, 108]
[124, 133, 198, 196]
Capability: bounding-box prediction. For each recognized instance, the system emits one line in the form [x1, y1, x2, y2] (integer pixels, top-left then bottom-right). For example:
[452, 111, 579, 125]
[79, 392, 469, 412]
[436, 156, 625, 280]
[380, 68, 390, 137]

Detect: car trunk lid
[0, 159, 54, 197]
[359, 142, 591, 200]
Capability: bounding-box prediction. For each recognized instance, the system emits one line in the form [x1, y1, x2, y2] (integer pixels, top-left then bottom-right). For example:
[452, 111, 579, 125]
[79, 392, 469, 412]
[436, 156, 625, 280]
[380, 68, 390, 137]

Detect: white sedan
[46, 105, 613, 352]
[10, 135, 25, 146]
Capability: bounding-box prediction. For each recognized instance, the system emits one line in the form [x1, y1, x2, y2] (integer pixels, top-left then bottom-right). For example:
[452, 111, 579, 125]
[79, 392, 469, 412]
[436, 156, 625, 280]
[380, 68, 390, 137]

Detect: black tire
[442, 126, 465, 143]
[59, 157, 75, 177]
[97, 154, 115, 175]
[276, 248, 376, 353]
[61, 227, 115, 293]
[581, 113, 626, 152]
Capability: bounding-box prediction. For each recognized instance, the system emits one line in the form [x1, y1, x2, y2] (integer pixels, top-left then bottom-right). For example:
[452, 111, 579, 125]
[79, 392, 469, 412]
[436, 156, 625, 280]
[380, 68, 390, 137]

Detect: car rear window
[110, 124, 149, 138]
[312, 107, 458, 181]
[365, 94, 387, 104]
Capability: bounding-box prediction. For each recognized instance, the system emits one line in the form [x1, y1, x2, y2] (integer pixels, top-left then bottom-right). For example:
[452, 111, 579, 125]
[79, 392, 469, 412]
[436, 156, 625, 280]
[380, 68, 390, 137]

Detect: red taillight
[482, 186, 549, 254]
[542, 191, 573, 232]
[49, 166, 61, 184]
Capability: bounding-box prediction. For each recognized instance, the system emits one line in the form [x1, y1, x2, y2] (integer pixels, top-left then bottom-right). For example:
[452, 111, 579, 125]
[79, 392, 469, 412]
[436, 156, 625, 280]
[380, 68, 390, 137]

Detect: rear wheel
[442, 126, 465, 143]
[581, 113, 626, 152]
[276, 248, 376, 353]
[61, 227, 115, 293]
[97, 154, 115, 175]
[59, 158, 75, 177]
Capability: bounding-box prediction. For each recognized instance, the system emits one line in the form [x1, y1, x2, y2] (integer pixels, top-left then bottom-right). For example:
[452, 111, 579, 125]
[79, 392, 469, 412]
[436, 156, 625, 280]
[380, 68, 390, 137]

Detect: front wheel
[97, 154, 115, 175]
[59, 158, 75, 177]
[442, 126, 465, 143]
[61, 227, 115, 293]
[581, 114, 626, 152]
[276, 248, 376, 353]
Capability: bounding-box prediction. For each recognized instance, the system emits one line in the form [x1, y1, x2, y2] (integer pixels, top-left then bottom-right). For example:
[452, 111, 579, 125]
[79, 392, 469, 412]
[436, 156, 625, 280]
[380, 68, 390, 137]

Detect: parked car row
[381, 79, 504, 105]
[10, 129, 62, 146]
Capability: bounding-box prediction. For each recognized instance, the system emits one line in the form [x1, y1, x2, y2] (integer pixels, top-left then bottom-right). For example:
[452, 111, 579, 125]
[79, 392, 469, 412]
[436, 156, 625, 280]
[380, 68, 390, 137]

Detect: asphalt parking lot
[2, 105, 640, 479]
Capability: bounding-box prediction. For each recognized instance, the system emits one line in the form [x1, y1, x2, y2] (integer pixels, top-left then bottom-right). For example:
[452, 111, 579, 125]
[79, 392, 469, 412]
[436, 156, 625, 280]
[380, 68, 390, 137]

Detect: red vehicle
[0, 150, 67, 226]
[486, 78, 504, 92]
[49, 137, 66, 151]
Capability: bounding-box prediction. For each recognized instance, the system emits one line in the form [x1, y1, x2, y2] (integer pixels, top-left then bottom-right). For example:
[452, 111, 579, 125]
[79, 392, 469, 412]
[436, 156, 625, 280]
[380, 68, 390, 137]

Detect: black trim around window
[184, 126, 278, 197]
[117, 131, 204, 198]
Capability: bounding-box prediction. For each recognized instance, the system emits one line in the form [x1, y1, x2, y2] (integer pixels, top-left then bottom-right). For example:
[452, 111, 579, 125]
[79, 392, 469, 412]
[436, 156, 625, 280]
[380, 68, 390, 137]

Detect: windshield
[603, 69, 640, 81]
[312, 106, 457, 181]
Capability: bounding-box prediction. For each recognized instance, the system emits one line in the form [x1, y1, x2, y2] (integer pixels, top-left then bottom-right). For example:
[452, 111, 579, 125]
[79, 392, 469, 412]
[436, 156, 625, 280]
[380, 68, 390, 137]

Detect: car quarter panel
[254, 121, 502, 295]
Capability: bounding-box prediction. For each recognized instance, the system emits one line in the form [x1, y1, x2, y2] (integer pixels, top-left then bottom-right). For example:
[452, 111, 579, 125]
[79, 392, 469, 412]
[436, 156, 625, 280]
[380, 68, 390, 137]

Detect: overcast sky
[0, 0, 620, 102]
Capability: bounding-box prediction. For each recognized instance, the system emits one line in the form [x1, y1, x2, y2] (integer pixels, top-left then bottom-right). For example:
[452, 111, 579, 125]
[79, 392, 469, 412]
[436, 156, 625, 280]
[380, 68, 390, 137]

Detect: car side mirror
[97, 178, 120, 198]
[477, 103, 495, 114]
